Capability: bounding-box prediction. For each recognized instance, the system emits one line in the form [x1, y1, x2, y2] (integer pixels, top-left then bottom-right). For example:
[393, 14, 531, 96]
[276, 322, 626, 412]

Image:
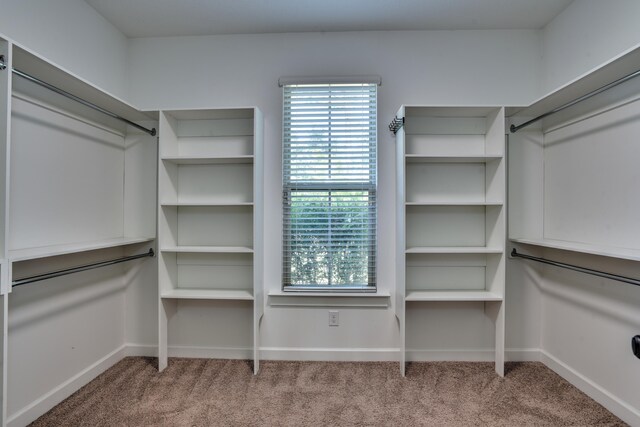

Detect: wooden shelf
[9, 237, 154, 262]
[405, 246, 503, 254]
[405, 290, 503, 302]
[161, 246, 253, 254]
[510, 238, 640, 262]
[161, 288, 254, 300]
[405, 154, 502, 163]
[406, 201, 503, 206]
[161, 202, 253, 207]
[161, 155, 253, 164]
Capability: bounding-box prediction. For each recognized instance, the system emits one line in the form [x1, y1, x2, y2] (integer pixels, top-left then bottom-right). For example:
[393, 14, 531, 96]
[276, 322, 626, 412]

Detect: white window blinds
[282, 83, 377, 290]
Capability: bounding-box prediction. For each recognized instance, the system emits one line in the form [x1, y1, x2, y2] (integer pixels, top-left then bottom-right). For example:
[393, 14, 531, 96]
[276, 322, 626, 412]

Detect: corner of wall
[539, 0, 640, 96]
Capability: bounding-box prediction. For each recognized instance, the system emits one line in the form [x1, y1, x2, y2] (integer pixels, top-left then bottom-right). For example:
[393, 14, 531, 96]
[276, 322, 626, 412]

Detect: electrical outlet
[328, 310, 339, 326]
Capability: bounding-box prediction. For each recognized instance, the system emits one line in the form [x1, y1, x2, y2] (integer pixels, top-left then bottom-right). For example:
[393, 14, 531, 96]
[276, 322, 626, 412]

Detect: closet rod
[1, 62, 156, 136]
[510, 68, 640, 133]
[12, 248, 155, 288]
[510, 248, 640, 287]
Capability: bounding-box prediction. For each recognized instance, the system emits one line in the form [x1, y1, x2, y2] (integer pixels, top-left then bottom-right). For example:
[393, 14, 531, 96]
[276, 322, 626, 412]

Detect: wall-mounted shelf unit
[5, 44, 157, 276]
[508, 45, 640, 262]
[0, 36, 158, 427]
[157, 108, 263, 374]
[395, 106, 506, 377]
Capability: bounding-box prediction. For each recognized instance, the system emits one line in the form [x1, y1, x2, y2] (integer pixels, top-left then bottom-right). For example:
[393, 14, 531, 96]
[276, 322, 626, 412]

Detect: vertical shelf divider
[0, 37, 11, 427]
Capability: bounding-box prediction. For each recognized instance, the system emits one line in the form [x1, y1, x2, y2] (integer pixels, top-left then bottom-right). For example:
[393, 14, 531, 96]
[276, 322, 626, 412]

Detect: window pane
[283, 83, 376, 290]
[284, 190, 375, 287]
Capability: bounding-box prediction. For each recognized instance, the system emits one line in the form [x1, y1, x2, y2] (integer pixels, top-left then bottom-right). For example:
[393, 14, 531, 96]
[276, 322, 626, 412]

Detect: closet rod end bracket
[509, 124, 517, 133]
[150, 128, 157, 137]
[0, 55, 6, 71]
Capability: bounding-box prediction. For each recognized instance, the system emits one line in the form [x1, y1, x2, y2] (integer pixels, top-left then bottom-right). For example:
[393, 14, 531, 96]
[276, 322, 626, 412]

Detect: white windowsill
[267, 290, 391, 308]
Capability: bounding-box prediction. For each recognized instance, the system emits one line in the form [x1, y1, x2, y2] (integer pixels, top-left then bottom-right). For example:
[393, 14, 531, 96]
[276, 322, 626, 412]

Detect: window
[282, 82, 377, 291]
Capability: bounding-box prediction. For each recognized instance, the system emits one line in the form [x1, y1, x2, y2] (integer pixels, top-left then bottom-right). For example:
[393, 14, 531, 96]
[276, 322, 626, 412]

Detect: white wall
[0, 0, 130, 100]
[526, 2, 640, 423]
[540, 0, 640, 95]
[536, 249, 640, 423]
[0, 6, 150, 420]
[128, 30, 543, 358]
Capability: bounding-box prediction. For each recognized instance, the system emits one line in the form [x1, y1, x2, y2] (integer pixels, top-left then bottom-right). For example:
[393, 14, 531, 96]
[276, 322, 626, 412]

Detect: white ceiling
[84, 0, 574, 38]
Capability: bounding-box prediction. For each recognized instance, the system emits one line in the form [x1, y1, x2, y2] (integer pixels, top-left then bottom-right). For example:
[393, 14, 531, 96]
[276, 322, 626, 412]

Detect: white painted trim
[124, 343, 157, 357]
[407, 349, 494, 362]
[505, 348, 542, 362]
[260, 347, 399, 362]
[267, 291, 390, 308]
[169, 346, 252, 360]
[278, 75, 382, 87]
[125, 344, 542, 363]
[540, 350, 640, 427]
[408, 348, 542, 363]
[7, 345, 127, 427]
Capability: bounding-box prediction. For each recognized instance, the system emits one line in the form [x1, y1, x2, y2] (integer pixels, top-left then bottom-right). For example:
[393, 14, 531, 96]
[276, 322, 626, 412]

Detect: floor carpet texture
[31, 357, 625, 426]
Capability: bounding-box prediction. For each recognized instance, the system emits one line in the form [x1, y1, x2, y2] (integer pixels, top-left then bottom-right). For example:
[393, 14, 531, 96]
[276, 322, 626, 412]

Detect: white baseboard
[125, 344, 251, 359]
[406, 349, 493, 362]
[124, 344, 157, 357]
[506, 348, 542, 362]
[169, 345, 252, 359]
[124, 344, 543, 363]
[260, 347, 398, 361]
[406, 348, 541, 362]
[540, 350, 640, 426]
[7, 345, 127, 427]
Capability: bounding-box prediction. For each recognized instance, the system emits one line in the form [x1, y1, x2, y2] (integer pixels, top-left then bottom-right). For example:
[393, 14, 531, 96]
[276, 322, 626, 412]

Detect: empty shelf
[405, 246, 503, 254]
[161, 288, 254, 300]
[405, 290, 503, 301]
[161, 155, 254, 164]
[510, 237, 640, 262]
[405, 201, 503, 206]
[161, 202, 253, 207]
[405, 155, 502, 163]
[9, 237, 155, 262]
[160, 246, 254, 253]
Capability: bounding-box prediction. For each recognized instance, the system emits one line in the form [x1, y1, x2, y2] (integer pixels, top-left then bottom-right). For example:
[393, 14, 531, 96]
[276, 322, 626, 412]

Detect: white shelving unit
[395, 106, 506, 376]
[157, 108, 263, 374]
[508, 45, 640, 262]
[0, 37, 158, 427]
[6, 45, 157, 271]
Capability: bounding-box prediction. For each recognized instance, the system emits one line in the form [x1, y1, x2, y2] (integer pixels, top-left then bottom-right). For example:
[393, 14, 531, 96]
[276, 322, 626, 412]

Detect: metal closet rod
[0, 57, 156, 136]
[12, 248, 155, 288]
[510, 248, 640, 287]
[510, 68, 640, 133]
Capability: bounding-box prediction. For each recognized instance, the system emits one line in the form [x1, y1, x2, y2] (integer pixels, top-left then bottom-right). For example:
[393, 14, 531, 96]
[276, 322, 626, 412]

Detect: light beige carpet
[31, 357, 625, 426]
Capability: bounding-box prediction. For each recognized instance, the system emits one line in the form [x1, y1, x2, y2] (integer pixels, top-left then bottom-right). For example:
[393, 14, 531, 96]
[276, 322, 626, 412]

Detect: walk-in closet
[0, 1, 639, 425]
